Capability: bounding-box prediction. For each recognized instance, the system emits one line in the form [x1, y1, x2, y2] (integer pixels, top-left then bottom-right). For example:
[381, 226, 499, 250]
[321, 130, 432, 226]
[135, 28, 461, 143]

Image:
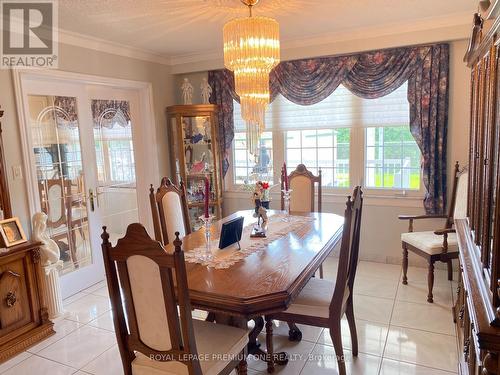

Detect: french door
[16, 72, 157, 298]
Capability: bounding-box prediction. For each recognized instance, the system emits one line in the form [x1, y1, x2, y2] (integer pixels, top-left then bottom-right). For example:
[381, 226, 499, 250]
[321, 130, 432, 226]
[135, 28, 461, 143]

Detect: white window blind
[233, 82, 409, 130]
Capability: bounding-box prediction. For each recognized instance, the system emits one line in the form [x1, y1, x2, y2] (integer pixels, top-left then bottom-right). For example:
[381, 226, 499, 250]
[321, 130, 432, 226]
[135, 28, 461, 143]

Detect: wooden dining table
[164, 209, 344, 370]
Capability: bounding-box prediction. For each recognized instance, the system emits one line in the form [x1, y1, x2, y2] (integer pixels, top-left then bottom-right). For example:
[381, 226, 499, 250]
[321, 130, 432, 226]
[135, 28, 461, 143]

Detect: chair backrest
[150, 178, 191, 244]
[281, 164, 322, 212]
[446, 162, 469, 226]
[330, 186, 363, 320]
[101, 224, 202, 375]
[39, 178, 71, 228]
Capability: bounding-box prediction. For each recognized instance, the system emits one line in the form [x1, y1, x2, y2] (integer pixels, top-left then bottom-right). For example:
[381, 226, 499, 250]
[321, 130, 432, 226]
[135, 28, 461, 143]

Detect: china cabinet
[456, 3, 500, 374]
[166, 105, 223, 229]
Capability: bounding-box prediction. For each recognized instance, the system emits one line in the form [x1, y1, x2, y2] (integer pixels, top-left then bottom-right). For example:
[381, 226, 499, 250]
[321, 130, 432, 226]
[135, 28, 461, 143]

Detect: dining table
[164, 209, 344, 372]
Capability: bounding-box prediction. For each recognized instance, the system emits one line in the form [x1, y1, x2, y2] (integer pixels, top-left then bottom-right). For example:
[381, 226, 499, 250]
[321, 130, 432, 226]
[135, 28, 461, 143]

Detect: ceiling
[58, 0, 476, 63]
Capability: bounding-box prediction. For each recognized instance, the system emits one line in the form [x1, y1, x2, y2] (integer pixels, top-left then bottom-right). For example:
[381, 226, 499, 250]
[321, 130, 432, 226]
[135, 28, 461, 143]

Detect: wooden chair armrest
[434, 228, 456, 236]
[398, 214, 448, 220]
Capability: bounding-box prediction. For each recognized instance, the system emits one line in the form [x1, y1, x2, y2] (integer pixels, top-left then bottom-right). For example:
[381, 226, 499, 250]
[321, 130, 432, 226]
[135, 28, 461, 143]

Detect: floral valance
[209, 43, 449, 214]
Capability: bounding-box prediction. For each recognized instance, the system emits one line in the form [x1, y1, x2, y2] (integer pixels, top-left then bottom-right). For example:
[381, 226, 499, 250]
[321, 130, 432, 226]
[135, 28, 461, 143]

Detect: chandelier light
[223, 0, 280, 155]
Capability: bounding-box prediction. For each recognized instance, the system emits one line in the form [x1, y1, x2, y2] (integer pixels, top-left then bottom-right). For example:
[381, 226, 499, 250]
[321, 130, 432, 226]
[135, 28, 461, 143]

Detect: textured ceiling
[58, 0, 476, 59]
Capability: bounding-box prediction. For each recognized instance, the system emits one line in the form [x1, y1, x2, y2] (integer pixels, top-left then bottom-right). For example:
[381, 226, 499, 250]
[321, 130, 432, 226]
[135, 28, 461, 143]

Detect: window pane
[232, 132, 273, 184]
[285, 129, 350, 188]
[365, 126, 421, 190]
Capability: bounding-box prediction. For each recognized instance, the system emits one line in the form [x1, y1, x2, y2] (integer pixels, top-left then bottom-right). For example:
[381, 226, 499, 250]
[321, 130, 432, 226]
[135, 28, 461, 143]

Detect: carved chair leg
[237, 357, 248, 375]
[402, 245, 408, 285]
[329, 320, 346, 375]
[427, 260, 435, 303]
[345, 298, 358, 356]
[265, 316, 275, 373]
[319, 264, 324, 279]
[447, 260, 453, 281]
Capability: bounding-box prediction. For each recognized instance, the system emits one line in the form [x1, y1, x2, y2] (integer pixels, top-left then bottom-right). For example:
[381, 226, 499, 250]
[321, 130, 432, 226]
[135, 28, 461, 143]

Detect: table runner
[184, 213, 315, 269]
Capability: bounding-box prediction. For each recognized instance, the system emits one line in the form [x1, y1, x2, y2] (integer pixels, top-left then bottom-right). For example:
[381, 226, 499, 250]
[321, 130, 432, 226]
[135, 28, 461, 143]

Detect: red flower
[261, 182, 269, 190]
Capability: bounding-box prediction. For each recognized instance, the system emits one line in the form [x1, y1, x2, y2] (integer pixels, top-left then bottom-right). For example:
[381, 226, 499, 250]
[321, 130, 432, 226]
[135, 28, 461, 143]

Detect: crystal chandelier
[223, 0, 280, 155]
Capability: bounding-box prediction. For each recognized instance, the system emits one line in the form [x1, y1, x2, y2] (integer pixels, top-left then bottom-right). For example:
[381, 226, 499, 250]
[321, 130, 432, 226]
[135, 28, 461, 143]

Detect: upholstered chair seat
[284, 278, 335, 319]
[132, 319, 248, 375]
[401, 231, 458, 255]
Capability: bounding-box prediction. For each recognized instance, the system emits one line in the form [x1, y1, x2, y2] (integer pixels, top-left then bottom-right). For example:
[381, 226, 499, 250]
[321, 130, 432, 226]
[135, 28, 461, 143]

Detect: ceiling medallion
[223, 0, 280, 155]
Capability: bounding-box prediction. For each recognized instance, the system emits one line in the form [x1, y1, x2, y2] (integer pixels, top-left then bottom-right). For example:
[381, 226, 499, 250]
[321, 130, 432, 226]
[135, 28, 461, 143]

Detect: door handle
[89, 189, 95, 212]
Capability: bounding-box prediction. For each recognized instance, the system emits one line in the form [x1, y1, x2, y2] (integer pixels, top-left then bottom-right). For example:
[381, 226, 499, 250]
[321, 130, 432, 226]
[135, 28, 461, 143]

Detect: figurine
[200, 77, 212, 104]
[181, 78, 193, 105]
[32, 212, 60, 266]
[191, 152, 207, 174]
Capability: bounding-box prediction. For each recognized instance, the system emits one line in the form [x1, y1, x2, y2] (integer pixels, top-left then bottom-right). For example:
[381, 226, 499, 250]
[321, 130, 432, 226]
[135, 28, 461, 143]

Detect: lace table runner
[184, 214, 316, 269]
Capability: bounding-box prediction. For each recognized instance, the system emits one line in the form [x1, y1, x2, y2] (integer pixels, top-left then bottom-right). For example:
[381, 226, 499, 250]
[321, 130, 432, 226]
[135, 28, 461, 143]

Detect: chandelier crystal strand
[223, 11, 280, 155]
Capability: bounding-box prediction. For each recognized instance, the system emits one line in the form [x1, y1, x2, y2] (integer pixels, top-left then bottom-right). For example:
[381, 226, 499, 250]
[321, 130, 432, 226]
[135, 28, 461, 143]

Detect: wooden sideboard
[0, 242, 54, 362]
[457, 3, 500, 374]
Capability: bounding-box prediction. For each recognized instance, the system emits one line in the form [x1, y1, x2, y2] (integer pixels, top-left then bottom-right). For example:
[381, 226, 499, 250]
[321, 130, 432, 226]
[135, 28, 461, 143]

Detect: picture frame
[218, 216, 244, 250]
[0, 217, 27, 247]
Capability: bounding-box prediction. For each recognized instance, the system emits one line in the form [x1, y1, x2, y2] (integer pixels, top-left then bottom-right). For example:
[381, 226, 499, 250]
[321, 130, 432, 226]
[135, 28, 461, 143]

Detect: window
[233, 131, 273, 184]
[285, 129, 350, 187]
[230, 82, 422, 194]
[365, 127, 421, 189]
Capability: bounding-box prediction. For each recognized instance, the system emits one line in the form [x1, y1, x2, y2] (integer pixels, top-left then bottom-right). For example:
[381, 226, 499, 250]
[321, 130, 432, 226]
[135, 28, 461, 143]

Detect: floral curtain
[91, 99, 132, 129]
[209, 43, 449, 214]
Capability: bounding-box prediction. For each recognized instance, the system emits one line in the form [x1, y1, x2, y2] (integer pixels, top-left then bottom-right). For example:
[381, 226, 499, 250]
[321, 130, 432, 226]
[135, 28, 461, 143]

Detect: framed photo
[0, 217, 27, 247]
[218, 216, 244, 250]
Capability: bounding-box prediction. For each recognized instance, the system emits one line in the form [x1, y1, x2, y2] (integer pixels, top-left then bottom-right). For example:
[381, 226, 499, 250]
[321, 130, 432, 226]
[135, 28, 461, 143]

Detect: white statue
[200, 77, 212, 104]
[181, 78, 194, 105]
[32, 212, 60, 266]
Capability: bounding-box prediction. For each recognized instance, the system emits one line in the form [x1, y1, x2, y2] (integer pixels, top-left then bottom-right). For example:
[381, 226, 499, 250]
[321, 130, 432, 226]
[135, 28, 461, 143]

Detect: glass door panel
[28, 95, 91, 274]
[91, 99, 139, 244]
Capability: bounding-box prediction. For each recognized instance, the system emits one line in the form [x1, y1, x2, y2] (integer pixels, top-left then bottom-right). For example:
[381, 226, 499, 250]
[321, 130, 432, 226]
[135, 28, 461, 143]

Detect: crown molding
[169, 11, 472, 67]
[58, 28, 173, 66]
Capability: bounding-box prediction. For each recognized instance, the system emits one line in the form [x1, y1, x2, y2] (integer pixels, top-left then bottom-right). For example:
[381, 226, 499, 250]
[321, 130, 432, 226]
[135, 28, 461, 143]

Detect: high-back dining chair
[266, 187, 363, 375]
[150, 177, 191, 244]
[281, 164, 324, 278]
[101, 224, 248, 375]
[399, 162, 468, 303]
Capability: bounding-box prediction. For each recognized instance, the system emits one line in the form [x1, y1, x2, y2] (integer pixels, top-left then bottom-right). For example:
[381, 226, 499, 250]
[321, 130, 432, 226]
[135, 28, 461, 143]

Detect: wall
[0, 43, 175, 232]
[175, 39, 471, 267]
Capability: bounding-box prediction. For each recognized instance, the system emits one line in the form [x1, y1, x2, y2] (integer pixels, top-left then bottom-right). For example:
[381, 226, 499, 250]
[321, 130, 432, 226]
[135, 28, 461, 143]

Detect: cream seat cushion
[132, 319, 248, 375]
[284, 278, 336, 319]
[401, 231, 458, 255]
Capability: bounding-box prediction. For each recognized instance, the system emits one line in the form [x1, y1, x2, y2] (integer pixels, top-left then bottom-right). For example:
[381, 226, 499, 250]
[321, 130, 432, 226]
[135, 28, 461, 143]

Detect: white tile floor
[0, 258, 459, 375]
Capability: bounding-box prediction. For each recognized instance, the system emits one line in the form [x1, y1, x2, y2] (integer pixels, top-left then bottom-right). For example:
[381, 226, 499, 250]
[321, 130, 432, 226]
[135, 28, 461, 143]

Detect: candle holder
[281, 189, 292, 222]
[199, 215, 215, 262]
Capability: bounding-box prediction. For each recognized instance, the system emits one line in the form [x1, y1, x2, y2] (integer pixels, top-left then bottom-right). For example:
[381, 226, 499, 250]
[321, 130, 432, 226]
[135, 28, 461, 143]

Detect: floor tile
[27, 319, 82, 353]
[300, 344, 381, 375]
[396, 281, 453, 306]
[1, 355, 76, 375]
[354, 276, 398, 299]
[63, 291, 89, 306]
[37, 325, 116, 369]
[0, 352, 32, 373]
[402, 266, 455, 284]
[84, 280, 107, 294]
[379, 358, 457, 374]
[88, 311, 115, 332]
[272, 321, 324, 343]
[318, 319, 388, 357]
[391, 300, 455, 336]
[321, 257, 339, 281]
[384, 326, 458, 372]
[89, 286, 109, 298]
[357, 262, 401, 282]
[82, 345, 123, 375]
[247, 333, 315, 374]
[65, 294, 111, 323]
[353, 295, 394, 324]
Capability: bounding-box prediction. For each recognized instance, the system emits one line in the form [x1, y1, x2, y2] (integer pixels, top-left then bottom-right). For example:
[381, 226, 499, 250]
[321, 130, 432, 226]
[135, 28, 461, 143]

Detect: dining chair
[101, 224, 249, 375]
[399, 162, 468, 303]
[267, 186, 363, 375]
[149, 177, 191, 244]
[281, 164, 324, 278]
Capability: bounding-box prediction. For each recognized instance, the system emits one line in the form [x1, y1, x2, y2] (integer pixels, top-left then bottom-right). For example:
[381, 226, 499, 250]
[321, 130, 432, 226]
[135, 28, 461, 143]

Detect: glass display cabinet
[166, 105, 222, 230]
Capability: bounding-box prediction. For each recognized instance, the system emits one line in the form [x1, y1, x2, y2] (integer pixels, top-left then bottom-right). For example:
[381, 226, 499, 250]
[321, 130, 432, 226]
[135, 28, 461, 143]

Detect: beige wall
[0, 43, 175, 232]
[189, 39, 471, 267]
